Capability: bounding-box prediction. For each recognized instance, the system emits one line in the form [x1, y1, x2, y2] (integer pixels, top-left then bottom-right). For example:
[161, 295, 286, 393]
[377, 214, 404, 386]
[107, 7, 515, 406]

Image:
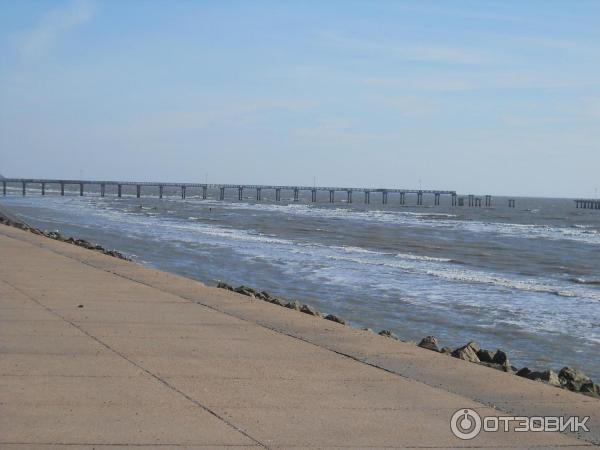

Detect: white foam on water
[194, 199, 600, 246]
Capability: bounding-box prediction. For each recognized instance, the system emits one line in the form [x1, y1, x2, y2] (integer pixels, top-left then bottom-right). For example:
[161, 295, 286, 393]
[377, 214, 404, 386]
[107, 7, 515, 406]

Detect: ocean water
[2, 185, 599, 380]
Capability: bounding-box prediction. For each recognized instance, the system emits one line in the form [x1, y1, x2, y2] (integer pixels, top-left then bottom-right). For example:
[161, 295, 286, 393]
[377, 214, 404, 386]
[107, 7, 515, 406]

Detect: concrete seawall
[0, 223, 597, 448]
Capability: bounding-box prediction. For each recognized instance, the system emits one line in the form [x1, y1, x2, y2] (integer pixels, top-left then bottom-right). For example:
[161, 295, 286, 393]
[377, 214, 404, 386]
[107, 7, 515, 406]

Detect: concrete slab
[0, 224, 597, 448]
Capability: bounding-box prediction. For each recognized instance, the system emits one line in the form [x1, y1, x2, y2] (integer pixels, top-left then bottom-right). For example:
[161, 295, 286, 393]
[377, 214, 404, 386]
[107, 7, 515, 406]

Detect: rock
[362, 328, 374, 333]
[269, 297, 285, 306]
[418, 336, 439, 352]
[258, 291, 272, 300]
[517, 368, 561, 387]
[476, 349, 496, 363]
[451, 342, 481, 363]
[300, 304, 320, 316]
[581, 383, 600, 397]
[234, 286, 256, 297]
[216, 282, 234, 291]
[285, 300, 301, 311]
[378, 329, 399, 340]
[77, 304, 84, 308]
[559, 367, 594, 392]
[324, 314, 346, 325]
[440, 346, 453, 355]
[532, 370, 562, 387]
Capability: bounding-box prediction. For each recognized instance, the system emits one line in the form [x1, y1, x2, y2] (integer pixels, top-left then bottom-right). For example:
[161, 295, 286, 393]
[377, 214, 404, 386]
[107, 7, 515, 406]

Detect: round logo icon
[450, 408, 482, 440]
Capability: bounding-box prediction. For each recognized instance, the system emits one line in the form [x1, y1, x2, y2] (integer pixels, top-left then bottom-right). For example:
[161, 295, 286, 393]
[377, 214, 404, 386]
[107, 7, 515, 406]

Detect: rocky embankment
[0, 214, 129, 260]
[217, 282, 600, 399]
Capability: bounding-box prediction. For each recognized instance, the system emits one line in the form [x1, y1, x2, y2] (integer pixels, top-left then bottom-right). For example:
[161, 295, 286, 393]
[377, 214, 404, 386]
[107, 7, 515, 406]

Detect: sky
[0, 0, 599, 197]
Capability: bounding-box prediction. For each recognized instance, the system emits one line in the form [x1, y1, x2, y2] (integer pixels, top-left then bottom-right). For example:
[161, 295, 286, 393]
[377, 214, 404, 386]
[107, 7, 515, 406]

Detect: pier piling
[159, 185, 163, 199]
[41, 182, 45, 196]
[61, 182, 65, 196]
[364, 191, 370, 204]
[2, 181, 5, 196]
[136, 185, 141, 198]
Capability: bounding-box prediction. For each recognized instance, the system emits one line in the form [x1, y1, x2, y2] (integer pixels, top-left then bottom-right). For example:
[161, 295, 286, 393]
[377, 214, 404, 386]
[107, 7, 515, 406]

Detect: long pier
[1, 178, 464, 206]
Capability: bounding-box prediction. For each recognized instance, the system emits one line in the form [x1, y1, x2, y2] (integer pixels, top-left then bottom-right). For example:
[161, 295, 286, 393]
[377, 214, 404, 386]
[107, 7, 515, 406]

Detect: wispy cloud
[319, 32, 491, 65]
[17, 0, 96, 59]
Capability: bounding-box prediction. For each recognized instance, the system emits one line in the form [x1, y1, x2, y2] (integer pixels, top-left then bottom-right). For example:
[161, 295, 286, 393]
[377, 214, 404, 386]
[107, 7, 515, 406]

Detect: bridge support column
[100, 184, 105, 197]
[434, 193, 440, 206]
[2, 181, 5, 196]
[311, 189, 316, 202]
[41, 183, 46, 196]
[202, 186, 207, 199]
[61, 182, 65, 196]
[220, 187, 225, 200]
[417, 191, 423, 206]
[159, 185, 163, 199]
[22, 182, 26, 196]
[400, 192, 405, 205]
[485, 195, 492, 207]
[256, 188, 261, 201]
[347, 190, 352, 203]
[136, 185, 141, 198]
[364, 191, 370, 204]
[329, 190, 334, 203]
[382, 191, 388, 204]
[275, 188, 281, 202]
[79, 183, 84, 196]
[181, 186, 186, 199]
[238, 187, 243, 201]
[294, 188, 299, 202]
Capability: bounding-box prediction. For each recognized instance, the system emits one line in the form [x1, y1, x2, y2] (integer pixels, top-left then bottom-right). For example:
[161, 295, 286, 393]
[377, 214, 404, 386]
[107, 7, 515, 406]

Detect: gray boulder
[300, 304, 320, 316]
[452, 342, 481, 363]
[418, 336, 439, 352]
[324, 314, 346, 325]
[476, 349, 496, 363]
[559, 367, 594, 392]
[378, 329, 399, 340]
[285, 300, 301, 311]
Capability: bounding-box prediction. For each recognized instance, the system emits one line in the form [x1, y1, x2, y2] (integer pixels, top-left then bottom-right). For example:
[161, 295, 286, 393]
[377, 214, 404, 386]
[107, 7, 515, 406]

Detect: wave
[571, 277, 600, 286]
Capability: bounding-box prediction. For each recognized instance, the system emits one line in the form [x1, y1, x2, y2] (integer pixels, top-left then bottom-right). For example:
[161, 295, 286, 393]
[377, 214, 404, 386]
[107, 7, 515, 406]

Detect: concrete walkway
[0, 223, 597, 449]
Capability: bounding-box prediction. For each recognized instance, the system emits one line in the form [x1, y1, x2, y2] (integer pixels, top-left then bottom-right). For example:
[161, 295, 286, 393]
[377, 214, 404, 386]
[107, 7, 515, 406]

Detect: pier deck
[0, 223, 597, 448]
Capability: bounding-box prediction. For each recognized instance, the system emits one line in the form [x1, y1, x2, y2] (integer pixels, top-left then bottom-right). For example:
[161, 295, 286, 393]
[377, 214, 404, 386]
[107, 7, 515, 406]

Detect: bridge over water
[1, 178, 466, 206]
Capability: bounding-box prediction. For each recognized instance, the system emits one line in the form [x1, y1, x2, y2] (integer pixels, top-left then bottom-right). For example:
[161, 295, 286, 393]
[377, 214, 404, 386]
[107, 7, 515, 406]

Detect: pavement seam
[0, 277, 270, 450]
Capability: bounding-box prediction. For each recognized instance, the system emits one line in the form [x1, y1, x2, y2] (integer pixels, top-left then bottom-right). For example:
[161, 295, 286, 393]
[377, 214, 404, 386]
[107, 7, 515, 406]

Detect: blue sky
[0, 0, 599, 197]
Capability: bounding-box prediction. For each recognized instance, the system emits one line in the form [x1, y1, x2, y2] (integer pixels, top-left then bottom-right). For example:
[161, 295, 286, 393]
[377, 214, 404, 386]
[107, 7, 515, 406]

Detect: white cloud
[17, 0, 96, 59]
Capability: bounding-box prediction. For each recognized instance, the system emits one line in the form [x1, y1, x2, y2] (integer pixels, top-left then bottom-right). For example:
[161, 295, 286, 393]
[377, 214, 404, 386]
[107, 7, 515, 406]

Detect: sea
[1, 184, 599, 380]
